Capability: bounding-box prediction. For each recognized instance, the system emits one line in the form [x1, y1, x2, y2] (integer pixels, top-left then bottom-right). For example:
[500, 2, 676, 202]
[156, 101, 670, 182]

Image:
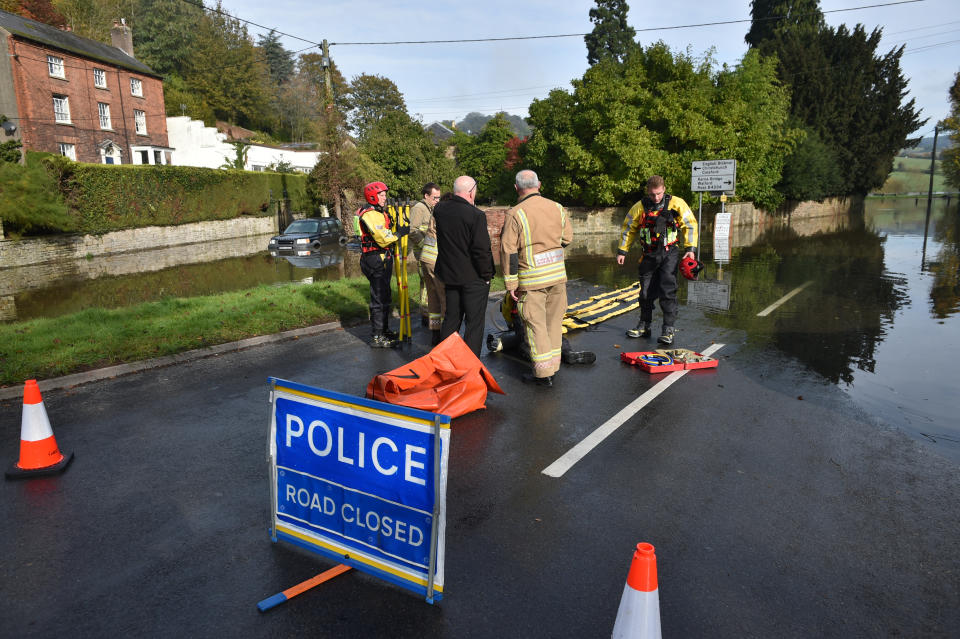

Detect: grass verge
[0, 274, 505, 387]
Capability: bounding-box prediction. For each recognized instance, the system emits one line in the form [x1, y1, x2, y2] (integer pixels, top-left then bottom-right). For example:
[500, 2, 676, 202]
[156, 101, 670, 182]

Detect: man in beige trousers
[500, 170, 572, 388]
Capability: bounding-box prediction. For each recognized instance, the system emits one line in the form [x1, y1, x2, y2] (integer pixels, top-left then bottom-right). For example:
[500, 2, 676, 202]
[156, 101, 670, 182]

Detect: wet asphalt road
[2, 281, 958, 638]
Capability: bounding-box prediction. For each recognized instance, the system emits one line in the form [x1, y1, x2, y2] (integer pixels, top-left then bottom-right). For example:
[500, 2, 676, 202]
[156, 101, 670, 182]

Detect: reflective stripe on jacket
[500, 194, 573, 291]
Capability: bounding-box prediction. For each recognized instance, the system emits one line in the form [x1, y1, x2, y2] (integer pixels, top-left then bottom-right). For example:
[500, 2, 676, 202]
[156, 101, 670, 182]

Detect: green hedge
[8, 152, 309, 235]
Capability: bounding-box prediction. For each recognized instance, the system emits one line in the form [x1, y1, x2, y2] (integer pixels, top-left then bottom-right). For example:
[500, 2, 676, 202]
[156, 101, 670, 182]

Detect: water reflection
[565, 196, 960, 461]
[927, 205, 960, 318]
[1, 241, 364, 322]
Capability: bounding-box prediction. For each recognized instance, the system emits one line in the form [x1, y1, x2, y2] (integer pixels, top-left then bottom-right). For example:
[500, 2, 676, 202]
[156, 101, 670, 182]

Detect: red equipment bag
[366, 333, 505, 418]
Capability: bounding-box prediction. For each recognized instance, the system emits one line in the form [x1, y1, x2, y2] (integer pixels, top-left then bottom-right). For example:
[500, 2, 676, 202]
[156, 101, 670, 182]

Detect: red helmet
[679, 256, 704, 281]
[363, 181, 388, 205]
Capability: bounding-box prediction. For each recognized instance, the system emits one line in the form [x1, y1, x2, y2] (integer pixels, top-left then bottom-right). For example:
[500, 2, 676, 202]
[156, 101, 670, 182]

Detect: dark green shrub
[14, 152, 309, 235]
[0, 161, 73, 235]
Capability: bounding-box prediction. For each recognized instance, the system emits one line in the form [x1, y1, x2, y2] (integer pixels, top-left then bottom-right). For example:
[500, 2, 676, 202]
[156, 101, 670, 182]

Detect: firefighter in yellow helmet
[358, 181, 401, 348]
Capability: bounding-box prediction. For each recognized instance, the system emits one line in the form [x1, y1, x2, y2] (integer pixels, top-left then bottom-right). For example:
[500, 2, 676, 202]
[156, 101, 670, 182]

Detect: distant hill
[455, 112, 531, 138]
[900, 135, 954, 159]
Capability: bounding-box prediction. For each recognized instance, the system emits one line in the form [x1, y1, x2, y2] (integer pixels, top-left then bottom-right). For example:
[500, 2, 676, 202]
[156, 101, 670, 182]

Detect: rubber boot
[658, 326, 675, 345]
[431, 330, 442, 346]
[562, 350, 597, 365]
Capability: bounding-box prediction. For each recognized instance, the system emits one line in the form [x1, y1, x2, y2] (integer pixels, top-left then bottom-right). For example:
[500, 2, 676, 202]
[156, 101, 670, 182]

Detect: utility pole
[321, 39, 342, 221]
[322, 40, 333, 106]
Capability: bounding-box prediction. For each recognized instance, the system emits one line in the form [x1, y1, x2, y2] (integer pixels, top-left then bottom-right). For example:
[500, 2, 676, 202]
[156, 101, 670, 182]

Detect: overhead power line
[330, 0, 925, 46]
[179, 0, 924, 51]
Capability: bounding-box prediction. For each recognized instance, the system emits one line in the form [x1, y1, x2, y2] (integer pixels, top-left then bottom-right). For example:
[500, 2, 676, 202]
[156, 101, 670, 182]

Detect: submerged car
[268, 218, 346, 254]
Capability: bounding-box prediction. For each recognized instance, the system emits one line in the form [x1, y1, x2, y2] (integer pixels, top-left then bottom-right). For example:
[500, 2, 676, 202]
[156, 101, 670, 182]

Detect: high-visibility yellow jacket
[617, 194, 698, 257]
[359, 206, 397, 256]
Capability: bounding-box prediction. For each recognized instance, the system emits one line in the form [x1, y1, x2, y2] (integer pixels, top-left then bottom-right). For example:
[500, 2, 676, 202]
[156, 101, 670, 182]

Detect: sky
[217, 0, 959, 140]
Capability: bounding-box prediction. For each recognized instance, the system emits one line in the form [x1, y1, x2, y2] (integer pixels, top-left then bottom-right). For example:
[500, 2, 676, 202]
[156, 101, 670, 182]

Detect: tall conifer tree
[584, 0, 636, 65]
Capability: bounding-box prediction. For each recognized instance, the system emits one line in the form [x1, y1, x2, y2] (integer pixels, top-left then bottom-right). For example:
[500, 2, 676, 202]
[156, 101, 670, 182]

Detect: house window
[153, 150, 163, 165]
[52, 95, 71, 123]
[47, 55, 65, 78]
[58, 143, 75, 160]
[98, 103, 111, 129]
[139, 150, 149, 164]
[134, 109, 147, 134]
[93, 68, 107, 88]
[130, 77, 143, 97]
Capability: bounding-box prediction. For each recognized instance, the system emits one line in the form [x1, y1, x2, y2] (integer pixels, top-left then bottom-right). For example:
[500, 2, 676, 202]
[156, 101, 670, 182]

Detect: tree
[744, 0, 823, 50]
[257, 30, 294, 87]
[525, 42, 799, 208]
[161, 72, 215, 123]
[49, 0, 141, 41]
[747, 3, 925, 196]
[455, 111, 530, 137]
[12, 0, 66, 27]
[776, 125, 843, 200]
[132, 0, 204, 78]
[307, 107, 381, 224]
[942, 71, 960, 190]
[584, 0, 636, 65]
[452, 113, 517, 204]
[298, 52, 349, 112]
[344, 74, 407, 143]
[184, 2, 271, 130]
[276, 73, 318, 143]
[219, 141, 249, 170]
[456, 112, 491, 135]
[360, 110, 456, 199]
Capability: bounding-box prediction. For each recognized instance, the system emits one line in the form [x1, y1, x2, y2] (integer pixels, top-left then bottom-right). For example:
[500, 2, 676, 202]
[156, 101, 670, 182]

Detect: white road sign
[692, 159, 736, 192]
[713, 212, 731, 262]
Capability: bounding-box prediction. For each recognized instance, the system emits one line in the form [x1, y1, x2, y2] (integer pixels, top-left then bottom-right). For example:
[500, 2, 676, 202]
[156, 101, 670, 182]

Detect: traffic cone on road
[611, 542, 661, 639]
[6, 380, 73, 479]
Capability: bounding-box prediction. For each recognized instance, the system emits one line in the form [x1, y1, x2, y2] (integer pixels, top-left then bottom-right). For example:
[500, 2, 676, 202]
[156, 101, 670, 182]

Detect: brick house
[0, 10, 171, 165]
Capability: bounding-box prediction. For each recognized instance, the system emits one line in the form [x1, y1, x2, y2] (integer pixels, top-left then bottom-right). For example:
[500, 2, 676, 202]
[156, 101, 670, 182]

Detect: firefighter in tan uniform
[408, 182, 445, 345]
[500, 170, 573, 387]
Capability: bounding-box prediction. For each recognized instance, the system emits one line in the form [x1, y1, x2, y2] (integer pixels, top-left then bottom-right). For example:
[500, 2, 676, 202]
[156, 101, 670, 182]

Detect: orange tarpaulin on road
[366, 333, 505, 418]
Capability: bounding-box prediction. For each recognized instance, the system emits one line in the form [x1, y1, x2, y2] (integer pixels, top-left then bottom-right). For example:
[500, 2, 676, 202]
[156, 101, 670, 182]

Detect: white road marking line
[756, 281, 814, 317]
[541, 343, 725, 478]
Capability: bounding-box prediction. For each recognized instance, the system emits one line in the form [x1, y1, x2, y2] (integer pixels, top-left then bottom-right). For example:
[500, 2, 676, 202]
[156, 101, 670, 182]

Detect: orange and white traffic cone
[5, 380, 73, 479]
[611, 542, 661, 639]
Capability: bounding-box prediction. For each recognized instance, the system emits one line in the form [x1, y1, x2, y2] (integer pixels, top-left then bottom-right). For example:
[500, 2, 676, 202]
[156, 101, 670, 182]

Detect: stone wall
[480, 205, 628, 265]
[479, 197, 862, 260]
[723, 196, 862, 248]
[0, 216, 277, 269]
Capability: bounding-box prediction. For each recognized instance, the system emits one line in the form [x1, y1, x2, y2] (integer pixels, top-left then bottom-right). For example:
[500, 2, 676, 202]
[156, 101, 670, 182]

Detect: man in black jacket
[434, 175, 495, 357]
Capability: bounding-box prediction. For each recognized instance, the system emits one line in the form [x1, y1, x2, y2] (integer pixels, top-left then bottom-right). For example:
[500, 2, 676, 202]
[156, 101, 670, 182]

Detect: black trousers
[360, 251, 393, 334]
[441, 279, 490, 357]
[637, 248, 680, 329]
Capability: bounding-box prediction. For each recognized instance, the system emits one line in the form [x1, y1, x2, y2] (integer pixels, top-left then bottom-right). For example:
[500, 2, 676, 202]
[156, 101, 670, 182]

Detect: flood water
[2, 197, 958, 461]
[564, 196, 960, 463]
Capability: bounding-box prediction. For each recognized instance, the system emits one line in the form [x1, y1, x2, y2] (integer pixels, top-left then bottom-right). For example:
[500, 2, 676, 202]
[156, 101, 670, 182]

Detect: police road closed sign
[267, 378, 451, 602]
[691, 159, 736, 192]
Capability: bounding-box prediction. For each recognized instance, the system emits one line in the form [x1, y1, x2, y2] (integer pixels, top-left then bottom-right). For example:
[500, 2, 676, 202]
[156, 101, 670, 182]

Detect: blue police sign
[268, 378, 451, 602]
